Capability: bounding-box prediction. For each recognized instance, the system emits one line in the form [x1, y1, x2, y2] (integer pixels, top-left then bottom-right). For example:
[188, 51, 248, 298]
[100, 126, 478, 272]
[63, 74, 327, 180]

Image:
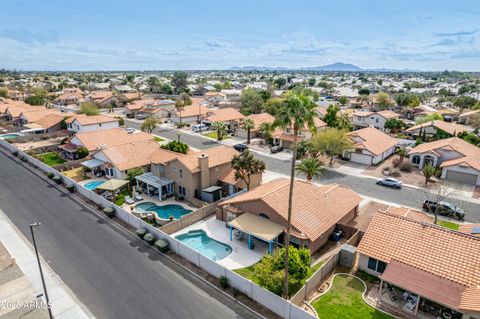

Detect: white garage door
[349, 153, 372, 165]
[445, 170, 478, 185]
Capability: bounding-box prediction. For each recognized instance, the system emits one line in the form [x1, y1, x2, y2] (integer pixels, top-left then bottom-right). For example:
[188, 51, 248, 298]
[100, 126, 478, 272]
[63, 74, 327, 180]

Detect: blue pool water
[83, 181, 105, 190]
[176, 230, 232, 261]
[135, 202, 192, 220]
[0, 133, 21, 140]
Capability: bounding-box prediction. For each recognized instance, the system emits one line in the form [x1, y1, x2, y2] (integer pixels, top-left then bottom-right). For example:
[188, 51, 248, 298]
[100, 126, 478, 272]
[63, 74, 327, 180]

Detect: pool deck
[172, 216, 266, 270]
[121, 195, 197, 214]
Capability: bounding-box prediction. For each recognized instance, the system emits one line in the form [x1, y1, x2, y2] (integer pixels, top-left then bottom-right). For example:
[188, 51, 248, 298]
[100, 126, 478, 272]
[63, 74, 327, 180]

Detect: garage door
[445, 170, 478, 185]
[349, 153, 372, 165]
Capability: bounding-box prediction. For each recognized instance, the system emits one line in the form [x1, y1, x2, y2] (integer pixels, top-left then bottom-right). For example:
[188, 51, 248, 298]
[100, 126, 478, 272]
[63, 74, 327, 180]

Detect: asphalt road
[126, 119, 480, 223]
[0, 151, 262, 319]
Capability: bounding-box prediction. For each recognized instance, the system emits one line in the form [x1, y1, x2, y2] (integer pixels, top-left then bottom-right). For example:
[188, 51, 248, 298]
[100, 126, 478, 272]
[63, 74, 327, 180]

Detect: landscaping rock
[52, 175, 62, 184]
[103, 207, 115, 218]
[143, 232, 155, 245]
[136, 228, 147, 238]
[66, 184, 75, 193]
[154, 239, 169, 252]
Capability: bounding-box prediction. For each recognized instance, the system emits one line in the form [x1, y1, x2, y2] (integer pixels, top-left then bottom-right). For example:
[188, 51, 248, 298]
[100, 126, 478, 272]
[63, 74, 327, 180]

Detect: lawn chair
[134, 194, 143, 201]
[125, 195, 135, 205]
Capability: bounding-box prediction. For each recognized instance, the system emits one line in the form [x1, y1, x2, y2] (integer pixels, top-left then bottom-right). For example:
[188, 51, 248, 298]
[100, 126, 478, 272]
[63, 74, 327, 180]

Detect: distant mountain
[302, 63, 363, 72]
[228, 66, 288, 71]
[227, 63, 422, 72]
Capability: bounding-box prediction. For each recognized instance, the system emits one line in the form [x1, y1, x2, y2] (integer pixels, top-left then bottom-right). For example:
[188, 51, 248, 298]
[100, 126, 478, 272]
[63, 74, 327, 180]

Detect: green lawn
[35, 152, 66, 166]
[312, 274, 392, 319]
[154, 136, 164, 142]
[203, 131, 231, 140]
[438, 220, 460, 230]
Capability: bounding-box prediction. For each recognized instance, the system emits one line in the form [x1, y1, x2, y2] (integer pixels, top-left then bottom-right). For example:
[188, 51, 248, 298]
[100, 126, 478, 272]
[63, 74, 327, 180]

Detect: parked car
[192, 123, 209, 132]
[376, 177, 402, 189]
[135, 113, 147, 120]
[125, 127, 135, 134]
[270, 145, 283, 153]
[422, 200, 465, 220]
[233, 144, 248, 152]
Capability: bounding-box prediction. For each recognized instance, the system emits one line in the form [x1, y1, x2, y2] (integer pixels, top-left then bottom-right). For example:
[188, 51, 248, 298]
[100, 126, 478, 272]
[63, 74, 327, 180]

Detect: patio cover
[81, 158, 104, 169]
[380, 260, 465, 310]
[96, 179, 129, 191]
[135, 172, 172, 188]
[202, 186, 223, 193]
[228, 213, 284, 242]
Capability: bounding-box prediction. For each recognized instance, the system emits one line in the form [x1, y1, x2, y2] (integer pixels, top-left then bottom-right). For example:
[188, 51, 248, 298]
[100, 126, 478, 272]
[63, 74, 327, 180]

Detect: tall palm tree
[243, 118, 255, 144]
[211, 121, 227, 141]
[296, 158, 325, 181]
[259, 122, 274, 144]
[175, 99, 185, 124]
[274, 93, 317, 298]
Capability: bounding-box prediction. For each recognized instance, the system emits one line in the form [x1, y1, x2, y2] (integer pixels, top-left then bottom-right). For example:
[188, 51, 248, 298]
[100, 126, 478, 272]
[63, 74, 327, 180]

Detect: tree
[323, 105, 339, 128]
[454, 96, 478, 113]
[231, 150, 266, 190]
[273, 78, 287, 89]
[0, 87, 8, 98]
[375, 92, 393, 110]
[77, 102, 100, 116]
[263, 98, 284, 116]
[338, 96, 348, 106]
[358, 88, 370, 95]
[126, 167, 145, 187]
[214, 83, 223, 92]
[211, 121, 228, 141]
[384, 118, 406, 132]
[422, 164, 439, 185]
[416, 113, 443, 124]
[338, 112, 352, 131]
[308, 78, 316, 87]
[240, 88, 264, 115]
[243, 118, 255, 144]
[140, 117, 158, 133]
[310, 128, 353, 166]
[172, 71, 188, 93]
[25, 95, 45, 105]
[295, 158, 325, 181]
[175, 93, 191, 124]
[160, 140, 189, 154]
[274, 93, 317, 299]
[395, 92, 420, 108]
[223, 81, 232, 89]
[77, 146, 89, 159]
[259, 122, 274, 144]
[396, 147, 407, 162]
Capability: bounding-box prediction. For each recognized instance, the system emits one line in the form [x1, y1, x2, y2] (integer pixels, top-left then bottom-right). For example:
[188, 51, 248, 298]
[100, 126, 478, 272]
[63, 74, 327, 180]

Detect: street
[125, 119, 480, 223]
[0, 150, 262, 319]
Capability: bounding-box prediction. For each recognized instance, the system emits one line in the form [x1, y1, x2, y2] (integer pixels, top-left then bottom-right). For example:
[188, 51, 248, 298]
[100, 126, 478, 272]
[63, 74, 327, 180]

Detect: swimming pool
[0, 133, 21, 140]
[83, 180, 105, 190]
[176, 230, 232, 261]
[135, 202, 192, 220]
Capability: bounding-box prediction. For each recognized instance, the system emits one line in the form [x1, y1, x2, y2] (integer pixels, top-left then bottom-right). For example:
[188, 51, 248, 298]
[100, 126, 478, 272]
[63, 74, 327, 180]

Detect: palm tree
[337, 112, 352, 131]
[396, 147, 407, 162]
[259, 122, 274, 144]
[274, 93, 317, 299]
[243, 118, 255, 144]
[296, 158, 325, 181]
[211, 121, 227, 141]
[175, 99, 185, 124]
[422, 164, 439, 185]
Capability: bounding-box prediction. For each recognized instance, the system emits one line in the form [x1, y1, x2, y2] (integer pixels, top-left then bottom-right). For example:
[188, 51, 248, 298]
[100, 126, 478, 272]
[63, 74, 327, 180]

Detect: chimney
[198, 154, 209, 190]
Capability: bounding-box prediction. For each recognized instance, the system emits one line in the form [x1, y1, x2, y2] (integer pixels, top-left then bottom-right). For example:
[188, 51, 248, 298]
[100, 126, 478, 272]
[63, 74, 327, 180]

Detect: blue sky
[1, 0, 480, 71]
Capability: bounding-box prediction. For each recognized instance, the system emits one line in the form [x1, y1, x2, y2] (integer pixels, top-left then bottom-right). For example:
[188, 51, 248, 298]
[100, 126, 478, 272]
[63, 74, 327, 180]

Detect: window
[179, 169, 183, 178]
[412, 155, 420, 165]
[99, 123, 102, 127]
[178, 185, 186, 196]
[367, 257, 386, 273]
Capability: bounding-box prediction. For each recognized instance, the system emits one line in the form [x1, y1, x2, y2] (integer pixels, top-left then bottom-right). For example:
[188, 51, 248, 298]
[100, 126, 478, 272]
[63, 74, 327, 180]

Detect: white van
[192, 123, 208, 132]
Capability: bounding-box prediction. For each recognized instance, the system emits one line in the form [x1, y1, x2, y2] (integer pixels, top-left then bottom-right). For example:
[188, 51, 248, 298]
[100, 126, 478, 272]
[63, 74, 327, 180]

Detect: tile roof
[33, 114, 65, 129]
[457, 109, 480, 118]
[176, 145, 239, 173]
[376, 110, 400, 119]
[175, 101, 210, 118]
[222, 178, 362, 242]
[66, 114, 118, 125]
[206, 107, 245, 122]
[244, 112, 275, 130]
[405, 120, 468, 136]
[20, 109, 62, 123]
[73, 128, 153, 152]
[384, 206, 433, 223]
[348, 127, 397, 156]
[96, 140, 161, 171]
[458, 223, 480, 237]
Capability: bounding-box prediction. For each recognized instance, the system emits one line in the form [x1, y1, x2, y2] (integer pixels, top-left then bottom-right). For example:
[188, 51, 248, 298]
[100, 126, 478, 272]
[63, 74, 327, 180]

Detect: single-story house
[66, 114, 119, 134]
[54, 93, 83, 106]
[457, 110, 480, 125]
[204, 108, 245, 132]
[344, 127, 397, 165]
[405, 120, 469, 138]
[170, 98, 211, 124]
[408, 137, 480, 185]
[21, 113, 65, 134]
[357, 210, 480, 318]
[236, 112, 275, 139]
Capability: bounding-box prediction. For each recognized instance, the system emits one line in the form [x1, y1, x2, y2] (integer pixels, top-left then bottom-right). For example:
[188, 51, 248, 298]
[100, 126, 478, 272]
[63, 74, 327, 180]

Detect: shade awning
[380, 260, 465, 310]
[96, 179, 129, 191]
[135, 172, 173, 188]
[202, 186, 223, 193]
[81, 158, 104, 169]
[228, 213, 284, 242]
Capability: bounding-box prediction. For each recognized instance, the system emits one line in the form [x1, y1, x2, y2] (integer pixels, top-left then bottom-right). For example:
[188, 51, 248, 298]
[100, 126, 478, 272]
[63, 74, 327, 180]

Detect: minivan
[192, 123, 208, 132]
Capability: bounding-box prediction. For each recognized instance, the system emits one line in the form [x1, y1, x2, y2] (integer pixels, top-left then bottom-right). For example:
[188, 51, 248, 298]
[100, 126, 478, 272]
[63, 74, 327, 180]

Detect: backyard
[312, 274, 392, 319]
[34, 152, 66, 166]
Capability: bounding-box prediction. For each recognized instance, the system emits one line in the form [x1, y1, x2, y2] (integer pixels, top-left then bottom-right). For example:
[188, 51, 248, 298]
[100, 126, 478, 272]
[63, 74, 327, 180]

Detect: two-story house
[272, 118, 327, 149]
[352, 110, 400, 131]
[66, 114, 119, 134]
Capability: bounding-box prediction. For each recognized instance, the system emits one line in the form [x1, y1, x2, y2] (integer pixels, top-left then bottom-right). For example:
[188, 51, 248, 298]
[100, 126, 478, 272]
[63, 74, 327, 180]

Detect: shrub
[12, 151, 18, 157]
[219, 276, 229, 289]
[154, 239, 169, 252]
[66, 184, 75, 193]
[47, 172, 54, 179]
[136, 228, 147, 238]
[392, 157, 402, 168]
[143, 233, 155, 245]
[77, 147, 89, 159]
[391, 169, 401, 177]
[161, 140, 189, 154]
[399, 162, 413, 172]
[233, 288, 240, 297]
[52, 175, 62, 184]
[103, 207, 115, 218]
[115, 116, 124, 126]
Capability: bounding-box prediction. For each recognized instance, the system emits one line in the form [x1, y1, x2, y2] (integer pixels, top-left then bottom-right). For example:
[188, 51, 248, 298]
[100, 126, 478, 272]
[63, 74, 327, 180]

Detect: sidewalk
[0, 209, 93, 319]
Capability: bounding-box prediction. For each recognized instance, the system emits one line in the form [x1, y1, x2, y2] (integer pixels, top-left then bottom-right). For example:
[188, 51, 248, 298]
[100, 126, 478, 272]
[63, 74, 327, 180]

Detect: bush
[47, 172, 54, 179]
[160, 140, 189, 154]
[52, 175, 62, 184]
[233, 288, 240, 297]
[77, 147, 89, 159]
[399, 162, 413, 172]
[219, 276, 229, 289]
[143, 233, 155, 245]
[391, 169, 401, 177]
[66, 184, 75, 193]
[115, 116, 124, 126]
[12, 151, 18, 157]
[136, 228, 147, 238]
[103, 207, 115, 218]
[154, 239, 169, 252]
[392, 157, 402, 168]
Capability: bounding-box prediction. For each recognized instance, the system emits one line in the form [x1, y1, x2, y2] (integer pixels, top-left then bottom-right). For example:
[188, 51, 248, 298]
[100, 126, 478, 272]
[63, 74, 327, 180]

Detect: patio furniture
[403, 300, 416, 313]
[234, 231, 245, 241]
[125, 196, 135, 205]
[134, 194, 143, 201]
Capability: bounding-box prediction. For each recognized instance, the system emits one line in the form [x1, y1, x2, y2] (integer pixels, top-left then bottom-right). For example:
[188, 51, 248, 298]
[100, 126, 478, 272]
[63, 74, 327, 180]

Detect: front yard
[203, 131, 231, 140]
[312, 274, 392, 319]
[34, 152, 66, 166]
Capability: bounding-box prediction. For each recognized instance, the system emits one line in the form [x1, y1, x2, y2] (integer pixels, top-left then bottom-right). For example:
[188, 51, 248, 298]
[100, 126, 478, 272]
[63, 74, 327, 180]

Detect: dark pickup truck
[422, 200, 465, 220]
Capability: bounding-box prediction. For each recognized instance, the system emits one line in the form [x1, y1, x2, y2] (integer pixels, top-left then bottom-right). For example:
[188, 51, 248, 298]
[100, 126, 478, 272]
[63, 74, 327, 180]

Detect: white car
[125, 127, 135, 134]
[192, 123, 209, 132]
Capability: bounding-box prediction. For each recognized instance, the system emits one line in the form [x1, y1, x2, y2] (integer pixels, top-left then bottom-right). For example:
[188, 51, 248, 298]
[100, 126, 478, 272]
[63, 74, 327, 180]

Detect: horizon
[1, 0, 480, 71]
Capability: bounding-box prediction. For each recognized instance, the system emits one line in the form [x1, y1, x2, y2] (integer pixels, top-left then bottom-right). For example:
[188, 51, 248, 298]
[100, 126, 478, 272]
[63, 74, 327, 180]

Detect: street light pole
[30, 223, 53, 319]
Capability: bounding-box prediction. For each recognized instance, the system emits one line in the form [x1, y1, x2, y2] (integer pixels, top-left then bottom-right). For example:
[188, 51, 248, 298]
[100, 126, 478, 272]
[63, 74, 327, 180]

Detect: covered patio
[81, 158, 105, 177]
[135, 172, 174, 201]
[228, 213, 284, 254]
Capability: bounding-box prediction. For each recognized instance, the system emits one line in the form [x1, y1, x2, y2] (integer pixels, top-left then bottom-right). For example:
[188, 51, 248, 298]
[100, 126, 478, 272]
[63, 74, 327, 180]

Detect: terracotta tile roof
[348, 127, 397, 156]
[56, 93, 82, 101]
[244, 113, 275, 130]
[96, 140, 160, 171]
[408, 137, 480, 171]
[219, 168, 241, 186]
[206, 107, 245, 122]
[175, 102, 210, 118]
[405, 120, 468, 136]
[176, 145, 239, 173]
[34, 114, 65, 129]
[376, 110, 400, 119]
[147, 148, 181, 165]
[5, 103, 39, 117]
[222, 178, 362, 242]
[458, 223, 480, 237]
[66, 114, 118, 125]
[125, 99, 154, 111]
[73, 128, 153, 152]
[89, 91, 112, 100]
[384, 206, 433, 223]
[457, 109, 480, 118]
[358, 211, 480, 288]
[460, 287, 480, 312]
[20, 109, 62, 123]
[352, 111, 374, 117]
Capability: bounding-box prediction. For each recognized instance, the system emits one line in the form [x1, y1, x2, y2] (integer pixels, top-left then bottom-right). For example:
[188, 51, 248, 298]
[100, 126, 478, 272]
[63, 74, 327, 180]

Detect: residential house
[218, 178, 362, 252]
[124, 99, 153, 117]
[170, 98, 211, 124]
[114, 84, 134, 93]
[405, 120, 469, 138]
[352, 110, 400, 131]
[65, 114, 119, 134]
[236, 112, 275, 139]
[344, 127, 397, 165]
[18, 109, 62, 126]
[137, 99, 176, 119]
[54, 93, 83, 106]
[457, 110, 480, 125]
[357, 210, 480, 318]
[408, 137, 480, 185]
[22, 113, 65, 134]
[204, 92, 226, 106]
[204, 108, 245, 132]
[4, 102, 39, 121]
[272, 118, 327, 149]
[221, 89, 242, 101]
